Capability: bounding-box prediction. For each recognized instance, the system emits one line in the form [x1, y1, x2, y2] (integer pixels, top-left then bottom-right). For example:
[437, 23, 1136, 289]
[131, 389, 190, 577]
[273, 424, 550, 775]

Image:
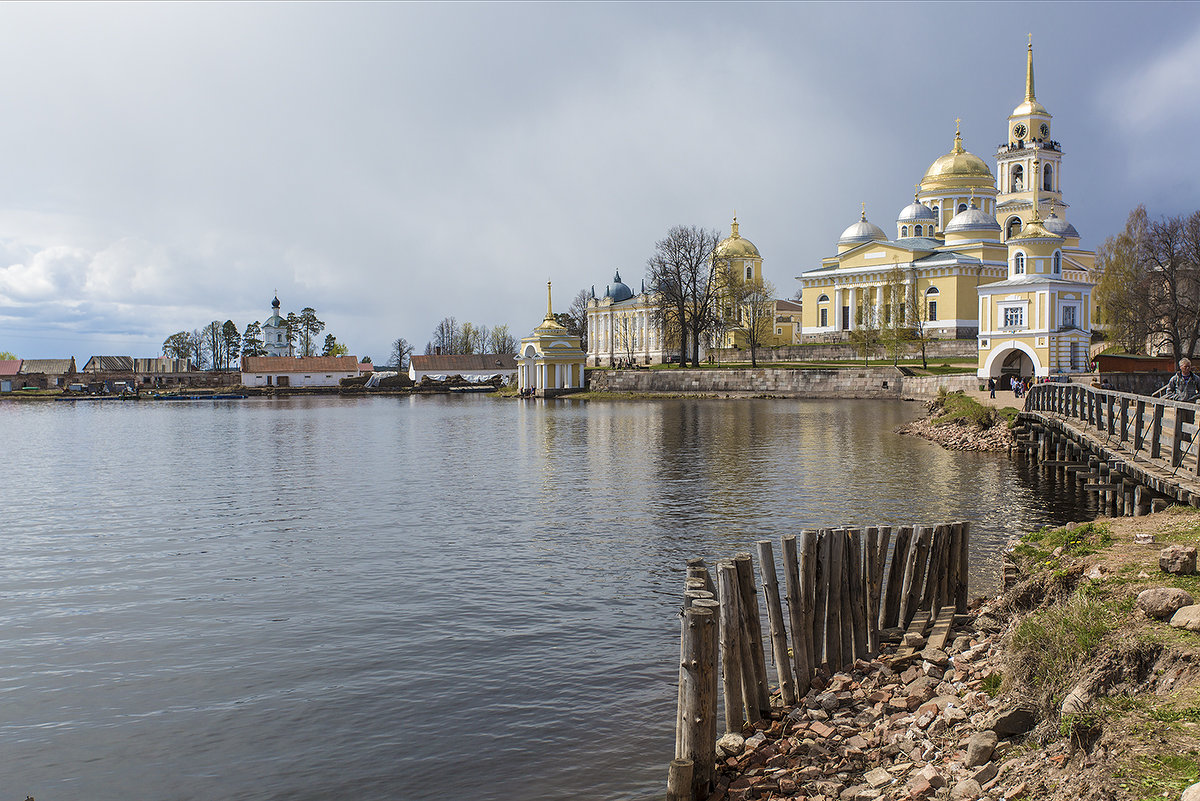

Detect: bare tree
[390, 337, 414, 369]
[905, 273, 933, 370]
[568, 289, 590, 352]
[487, 325, 517, 355]
[431, 317, 458, 354]
[1096, 207, 1152, 353]
[725, 274, 776, 368]
[848, 296, 882, 366]
[881, 265, 912, 367]
[646, 225, 723, 366]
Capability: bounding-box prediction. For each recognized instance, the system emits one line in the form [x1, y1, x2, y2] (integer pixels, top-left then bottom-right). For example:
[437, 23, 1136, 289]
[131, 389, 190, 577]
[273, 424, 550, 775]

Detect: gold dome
[922, 130, 994, 186]
[715, 216, 761, 258]
[1011, 98, 1049, 117]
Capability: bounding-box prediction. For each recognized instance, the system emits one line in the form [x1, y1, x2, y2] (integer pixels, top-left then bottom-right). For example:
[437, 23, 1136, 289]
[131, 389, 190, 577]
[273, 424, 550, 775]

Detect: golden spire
[914, 184, 920, 202]
[860, 202, 867, 221]
[951, 120, 965, 154]
[969, 188, 976, 207]
[1026, 35, 1036, 102]
[545, 280, 554, 321]
[731, 212, 740, 238]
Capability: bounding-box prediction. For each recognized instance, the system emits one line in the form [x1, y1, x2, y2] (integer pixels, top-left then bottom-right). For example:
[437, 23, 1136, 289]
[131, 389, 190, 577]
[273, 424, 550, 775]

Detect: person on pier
[1164, 358, 1200, 403]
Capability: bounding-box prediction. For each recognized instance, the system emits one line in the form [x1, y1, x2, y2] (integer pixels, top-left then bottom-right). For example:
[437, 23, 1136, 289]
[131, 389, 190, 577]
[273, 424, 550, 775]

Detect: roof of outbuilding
[0, 359, 21, 376]
[19, 359, 73, 374]
[410, 354, 517, 371]
[241, 356, 361, 372]
[83, 356, 134, 372]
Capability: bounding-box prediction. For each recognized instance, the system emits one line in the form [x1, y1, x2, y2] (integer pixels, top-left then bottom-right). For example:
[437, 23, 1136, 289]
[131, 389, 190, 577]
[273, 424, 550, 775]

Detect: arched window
[914, 225, 923, 237]
[745, 266, 753, 280]
[957, 203, 967, 213]
[901, 226, 908, 238]
[1053, 252, 1062, 274]
[1006, 216, 1022, 239]
[1014, 252, 1026, 274]
[817, 294, 829, 303]
[925, 286, 940, 295]
[1043, 164, 1053, 191]
[1012, 164, 1024, 192]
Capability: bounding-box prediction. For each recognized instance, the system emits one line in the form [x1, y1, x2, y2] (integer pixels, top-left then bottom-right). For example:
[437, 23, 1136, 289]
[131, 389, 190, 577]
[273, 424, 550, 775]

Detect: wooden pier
[1018, 383, 1200, 515]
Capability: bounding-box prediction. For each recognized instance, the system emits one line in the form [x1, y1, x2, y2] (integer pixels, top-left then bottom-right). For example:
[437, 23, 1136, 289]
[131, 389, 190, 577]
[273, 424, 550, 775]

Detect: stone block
[1159, 545, 1197, 575]
[1137, 587, 1195, 619]
[1170, 604, 1200, 632]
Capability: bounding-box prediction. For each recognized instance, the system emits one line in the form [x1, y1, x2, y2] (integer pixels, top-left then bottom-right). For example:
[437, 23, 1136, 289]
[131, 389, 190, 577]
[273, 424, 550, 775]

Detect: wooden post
[839, 530, 855, 669]
[677, 603, 718, 801]
[1172, 406, 1186, 467]
[901, 526, 932, 625]
[733, 553, 770, 717]
[756, 540, 797, 706]
[865, 526, 882, 656]
[825, 529, 845, 673]
[845, 529, 868, 662]
[798, 529, 817, 692]
[881, 525, 912, 629]
[1150, 402, 1164, 459]
[687, 557, 716, 596]
[782, 534, 809, 697]
[955, 521, 969, 613]
[921, 525, 946, 613]
[666, 758, 693, 801]
[716, 563, 745, 735]
[945, 522, 962, 611]
[812, 529, 830, 672]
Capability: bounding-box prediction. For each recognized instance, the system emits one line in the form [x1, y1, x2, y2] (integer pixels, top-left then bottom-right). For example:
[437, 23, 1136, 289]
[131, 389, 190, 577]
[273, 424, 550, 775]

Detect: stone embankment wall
[588, 368, 979, 400]
[711, 340, 977, 364]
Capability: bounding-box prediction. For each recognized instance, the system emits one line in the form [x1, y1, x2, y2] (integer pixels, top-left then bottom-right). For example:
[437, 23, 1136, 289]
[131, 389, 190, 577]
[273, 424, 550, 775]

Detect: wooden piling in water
[666, 758, 693, 801]
[676, 601, 718, 801]
[955, 521, 969, 613]
[756, 540, 797, 706]
[880, 525, 911, 630]
[825, 529, 845, 672]
[781, 534, 809, 697]
[865, 526, 882, 656]
[838, 530, 854, 669]
[901, 526, 932, 625]
[733, 553, 770, 718]
[716, 562, 745, 735]
[812, 529, 830, 671]
[845, 528, 868, 662]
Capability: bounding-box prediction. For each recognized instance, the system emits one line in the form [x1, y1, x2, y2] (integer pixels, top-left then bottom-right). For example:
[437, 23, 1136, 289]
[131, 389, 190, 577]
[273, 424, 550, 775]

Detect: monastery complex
[584, 41, 1099, 381]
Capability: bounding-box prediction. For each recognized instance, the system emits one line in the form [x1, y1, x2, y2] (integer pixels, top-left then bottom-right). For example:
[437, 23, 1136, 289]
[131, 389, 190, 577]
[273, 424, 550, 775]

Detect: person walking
[1164, 358, 1200, 402]
[987, 376, 996, 399]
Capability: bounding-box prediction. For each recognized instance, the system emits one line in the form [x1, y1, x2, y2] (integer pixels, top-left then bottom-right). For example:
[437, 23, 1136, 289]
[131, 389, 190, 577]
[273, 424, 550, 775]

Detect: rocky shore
[895, 392, 1017, 452]
[702, 510, 1200, 801]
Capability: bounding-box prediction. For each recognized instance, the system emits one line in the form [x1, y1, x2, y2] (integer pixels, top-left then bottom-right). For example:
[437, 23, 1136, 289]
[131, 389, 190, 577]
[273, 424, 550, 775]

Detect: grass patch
[1012, 522, 1113, 565]
[1116, 752, 1200, 800]
[931, 390, 1002, 429]
[979, 672, 1003, 697]
[1007, 593, 1118, 709]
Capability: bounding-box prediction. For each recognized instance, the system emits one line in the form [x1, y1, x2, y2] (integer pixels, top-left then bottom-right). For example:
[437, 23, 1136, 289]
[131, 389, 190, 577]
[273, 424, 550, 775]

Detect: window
[928, 301, 937, 321]
[925, 285, 940, 295]
[1053, 252, 1062, 274]
[1006, 216, 1021, 239]
[1014, 252, 1026, 274]
[1043, 164, 1053, 191]
[820, 308, 828, 327]
[745, 266, 753, 280]
[914, 225, 923, 236]
[817, 294, 829, 303]
[957, 203, 967, 213]
[1012, 164, 1024, 192]
[1061, 305, 1077, 329]
[1003, 306, 1024, 327]
[901, 226, 908, 238]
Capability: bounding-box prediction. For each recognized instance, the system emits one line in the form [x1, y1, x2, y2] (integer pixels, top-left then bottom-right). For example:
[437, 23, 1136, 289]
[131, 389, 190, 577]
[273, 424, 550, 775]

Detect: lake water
[0, 395, 1090, 801]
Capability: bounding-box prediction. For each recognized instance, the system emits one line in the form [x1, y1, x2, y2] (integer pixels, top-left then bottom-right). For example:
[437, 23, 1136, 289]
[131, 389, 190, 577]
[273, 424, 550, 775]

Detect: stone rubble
[705, 611, 1041, 801]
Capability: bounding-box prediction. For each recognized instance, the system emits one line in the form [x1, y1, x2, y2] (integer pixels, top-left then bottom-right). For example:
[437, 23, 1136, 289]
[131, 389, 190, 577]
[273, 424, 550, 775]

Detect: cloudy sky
[1, 1, 1198, 361]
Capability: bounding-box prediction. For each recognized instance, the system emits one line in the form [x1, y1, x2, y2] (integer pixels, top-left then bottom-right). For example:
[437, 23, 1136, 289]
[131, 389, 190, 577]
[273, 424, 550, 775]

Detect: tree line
[1096, 206, 1200, 362]
[162, 307, 349, 370]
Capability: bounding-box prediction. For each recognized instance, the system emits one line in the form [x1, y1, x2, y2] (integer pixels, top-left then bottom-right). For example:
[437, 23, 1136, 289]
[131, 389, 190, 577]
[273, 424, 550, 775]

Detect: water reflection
[0, 396, 1089, 801]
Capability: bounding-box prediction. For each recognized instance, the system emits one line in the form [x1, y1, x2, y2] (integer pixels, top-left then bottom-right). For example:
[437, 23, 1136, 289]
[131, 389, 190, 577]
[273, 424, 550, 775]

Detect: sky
[1, 1, 1199, 362]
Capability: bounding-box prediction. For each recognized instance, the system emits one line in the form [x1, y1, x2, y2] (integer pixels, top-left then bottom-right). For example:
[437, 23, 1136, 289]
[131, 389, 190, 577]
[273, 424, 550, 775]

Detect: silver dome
[1043, 214, 1080, 239]
[604, 270, 634, 302]
[897, 201, 936, 223]
[838, 215, 888, 246]
[945, 206, 1001, 236]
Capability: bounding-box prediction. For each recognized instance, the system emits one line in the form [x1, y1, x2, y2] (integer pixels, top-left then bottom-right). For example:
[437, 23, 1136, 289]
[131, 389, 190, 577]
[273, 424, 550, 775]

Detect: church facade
[797, 41, 1097, 379]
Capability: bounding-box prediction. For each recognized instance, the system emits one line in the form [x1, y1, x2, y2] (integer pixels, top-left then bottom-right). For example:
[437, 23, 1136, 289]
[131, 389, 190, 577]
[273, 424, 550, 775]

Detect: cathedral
[798, 40, 1097, 379]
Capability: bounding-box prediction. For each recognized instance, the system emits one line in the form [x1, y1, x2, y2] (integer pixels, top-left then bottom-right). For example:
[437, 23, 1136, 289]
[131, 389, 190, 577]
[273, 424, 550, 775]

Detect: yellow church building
[797, 40, 1097, 379]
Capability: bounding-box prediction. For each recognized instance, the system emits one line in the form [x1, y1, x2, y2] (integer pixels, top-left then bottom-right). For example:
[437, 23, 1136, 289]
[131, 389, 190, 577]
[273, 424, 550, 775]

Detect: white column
[847, 286, 857, 330]
[833, 288, 843, 330]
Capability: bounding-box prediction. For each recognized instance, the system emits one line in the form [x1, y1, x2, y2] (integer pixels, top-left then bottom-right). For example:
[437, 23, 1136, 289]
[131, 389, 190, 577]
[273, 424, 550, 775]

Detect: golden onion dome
[1009, 209, 1063, 243]
[922, 130, 994, 185]
[715, 216, 761, 258]
[1011, 98, 1049, 117]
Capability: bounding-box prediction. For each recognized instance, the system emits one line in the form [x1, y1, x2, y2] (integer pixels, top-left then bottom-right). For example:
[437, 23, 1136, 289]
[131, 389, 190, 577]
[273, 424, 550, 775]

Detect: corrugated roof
[0, 359, 22, 376]
[83, 356, 134, 372]
[775, 299, 802, 312]
[241, 356, 361, 372]
[19, 359, 73, 374]
[410, 354, 517, 371]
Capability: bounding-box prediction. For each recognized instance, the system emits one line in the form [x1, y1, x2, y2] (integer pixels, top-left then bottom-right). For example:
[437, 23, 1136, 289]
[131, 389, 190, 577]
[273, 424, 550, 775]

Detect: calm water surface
[0, 395, 1089, 800]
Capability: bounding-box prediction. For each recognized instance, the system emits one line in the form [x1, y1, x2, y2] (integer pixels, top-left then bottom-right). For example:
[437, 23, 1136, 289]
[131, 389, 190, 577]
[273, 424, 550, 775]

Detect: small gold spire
[545, 280, 554, 320]
[914, 184, 920, 202]
[731, 213, 740, 238]
[1025, 35, 1036, 102]
[951, 122, 965, 154]
[969, 189, 976, 207]
[955, 117, 962, 135]
[860, 202, 867, 221]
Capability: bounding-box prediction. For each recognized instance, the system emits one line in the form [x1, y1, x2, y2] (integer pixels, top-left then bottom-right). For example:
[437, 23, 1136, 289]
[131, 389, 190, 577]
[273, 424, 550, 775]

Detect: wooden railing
[1025, 383, 1199, 477]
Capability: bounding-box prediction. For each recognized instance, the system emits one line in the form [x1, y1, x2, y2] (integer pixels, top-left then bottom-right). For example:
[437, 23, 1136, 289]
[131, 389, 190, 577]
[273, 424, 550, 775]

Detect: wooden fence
[667, 523, 970, 801]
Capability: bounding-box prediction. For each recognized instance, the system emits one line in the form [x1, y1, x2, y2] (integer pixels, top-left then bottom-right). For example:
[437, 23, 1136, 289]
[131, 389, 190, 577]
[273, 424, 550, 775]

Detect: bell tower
[996, 37, 1064, 240]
